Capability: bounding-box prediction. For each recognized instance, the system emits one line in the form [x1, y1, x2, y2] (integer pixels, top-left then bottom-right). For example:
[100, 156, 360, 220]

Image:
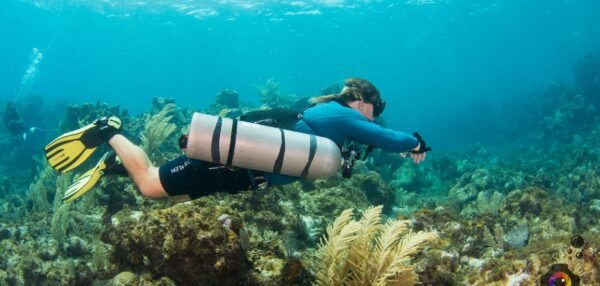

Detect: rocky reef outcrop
[103, 200, 256, 286]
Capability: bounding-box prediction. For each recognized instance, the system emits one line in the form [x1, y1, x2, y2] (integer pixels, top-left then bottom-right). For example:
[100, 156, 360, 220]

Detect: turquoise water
[2, 0, 600, 148]
[2, 1, 600, 285]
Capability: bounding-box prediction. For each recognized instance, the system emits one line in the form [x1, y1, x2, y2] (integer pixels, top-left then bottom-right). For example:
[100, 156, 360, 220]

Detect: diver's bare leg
[107, 134, 168, 198]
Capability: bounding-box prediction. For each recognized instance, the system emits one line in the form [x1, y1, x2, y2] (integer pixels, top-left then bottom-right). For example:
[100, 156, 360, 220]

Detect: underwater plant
[26, 166, 57, 213]
[482, 223, 505, 255]
[51, 203, 70, 248]
[140, 103, 177, 165]
[258, 78, 299, 108]
[313, 205, 438, 286]
[50, 172, 73, 249]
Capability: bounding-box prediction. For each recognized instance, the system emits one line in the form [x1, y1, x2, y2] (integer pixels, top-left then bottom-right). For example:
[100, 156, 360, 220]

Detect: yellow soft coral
[314, 205, 438, 286]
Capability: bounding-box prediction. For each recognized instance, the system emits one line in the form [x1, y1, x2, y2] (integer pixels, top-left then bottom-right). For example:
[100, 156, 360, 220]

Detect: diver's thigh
[136, 166, 168, 198]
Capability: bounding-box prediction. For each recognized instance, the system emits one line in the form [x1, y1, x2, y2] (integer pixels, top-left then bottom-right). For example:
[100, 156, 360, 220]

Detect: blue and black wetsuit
[159, 101, 419, 199]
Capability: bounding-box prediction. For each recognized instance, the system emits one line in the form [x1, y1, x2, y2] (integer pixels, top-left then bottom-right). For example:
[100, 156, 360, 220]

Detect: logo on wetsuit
[170, 159, 191, 174]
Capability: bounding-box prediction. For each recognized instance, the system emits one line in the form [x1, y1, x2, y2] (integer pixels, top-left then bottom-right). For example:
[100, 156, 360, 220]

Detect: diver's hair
[310, 94, 339, 104]
[310, 78, 385, 116]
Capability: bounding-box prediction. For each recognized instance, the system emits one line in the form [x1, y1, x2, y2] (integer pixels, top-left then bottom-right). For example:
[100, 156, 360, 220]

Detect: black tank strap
[225, 119, 239, 166]
[273, 129, 286, 174]
[300, 135, 318, 178]
[211, 117, 223, 162]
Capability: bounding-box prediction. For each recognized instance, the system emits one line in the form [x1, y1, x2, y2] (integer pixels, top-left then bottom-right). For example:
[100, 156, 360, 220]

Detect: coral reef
[574, 49, 600, 109]
[503, 81, 598, 143]
[102, 200, 256, 286]
[205, 89, 251, 117]
[216, 89, 240, 108]
[349, 171, 396, 212]
[3, 51, 600, 286]
[60, 102, 128, 133]
[537, 83, 597, 141]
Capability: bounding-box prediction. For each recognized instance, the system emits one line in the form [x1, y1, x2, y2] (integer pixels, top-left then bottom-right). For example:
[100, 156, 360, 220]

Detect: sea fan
[315, 208, 361, 286]
[313, 206, 438, 286]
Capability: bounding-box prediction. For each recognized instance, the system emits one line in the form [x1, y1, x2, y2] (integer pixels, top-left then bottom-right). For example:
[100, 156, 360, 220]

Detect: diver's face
[358, 101, 375, 121]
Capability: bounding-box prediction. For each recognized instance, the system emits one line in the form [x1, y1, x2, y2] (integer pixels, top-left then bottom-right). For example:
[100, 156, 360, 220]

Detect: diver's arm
[344, 117, 419, 153]
[348, 120, 427, 164]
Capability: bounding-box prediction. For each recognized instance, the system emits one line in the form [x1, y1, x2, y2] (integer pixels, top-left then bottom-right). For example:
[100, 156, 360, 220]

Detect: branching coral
[483, 223, 505, 255]
[91, 242, 111, 272]
[313, 206, 438, 286]
[140, 103, 177, 165]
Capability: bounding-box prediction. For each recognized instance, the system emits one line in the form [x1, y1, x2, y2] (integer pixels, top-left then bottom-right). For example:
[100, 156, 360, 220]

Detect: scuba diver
[4, 102, 26, 136]
[4, 102, 46, 145]
[44, 78, 431, 202]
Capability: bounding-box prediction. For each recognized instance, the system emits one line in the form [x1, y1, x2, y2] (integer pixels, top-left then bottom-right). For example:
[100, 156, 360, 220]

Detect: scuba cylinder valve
[341, 143, 361, 179]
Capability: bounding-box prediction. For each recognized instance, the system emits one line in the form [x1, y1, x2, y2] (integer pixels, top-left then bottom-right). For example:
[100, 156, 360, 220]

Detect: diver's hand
[404, 132, 432, 164]
[399, 148, 426, 164]
[411, 145, 426, 164]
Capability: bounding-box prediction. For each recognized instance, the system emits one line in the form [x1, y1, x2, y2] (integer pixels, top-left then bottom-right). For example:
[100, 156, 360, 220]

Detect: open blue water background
[1, 0, 599, 149]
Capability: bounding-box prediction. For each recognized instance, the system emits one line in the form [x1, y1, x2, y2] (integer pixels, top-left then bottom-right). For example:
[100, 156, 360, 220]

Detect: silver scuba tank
[185, 112, 342, 179]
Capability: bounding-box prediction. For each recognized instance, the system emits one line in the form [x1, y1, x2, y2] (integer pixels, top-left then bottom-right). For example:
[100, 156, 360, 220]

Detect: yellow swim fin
[63, 151, 119, 202]
[44, 116, 121, 173]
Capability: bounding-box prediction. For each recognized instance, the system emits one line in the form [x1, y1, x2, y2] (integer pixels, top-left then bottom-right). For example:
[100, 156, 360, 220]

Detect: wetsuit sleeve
[345, 118, 419, 153]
